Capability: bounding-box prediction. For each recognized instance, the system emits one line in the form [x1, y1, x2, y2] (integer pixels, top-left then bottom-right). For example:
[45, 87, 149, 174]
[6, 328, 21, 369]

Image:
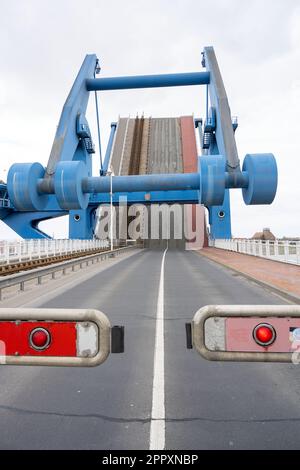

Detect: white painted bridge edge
[210, 239, 300, 266]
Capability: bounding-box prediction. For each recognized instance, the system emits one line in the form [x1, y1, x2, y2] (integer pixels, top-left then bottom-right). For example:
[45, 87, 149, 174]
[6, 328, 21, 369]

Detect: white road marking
[149, 248, 167, 450]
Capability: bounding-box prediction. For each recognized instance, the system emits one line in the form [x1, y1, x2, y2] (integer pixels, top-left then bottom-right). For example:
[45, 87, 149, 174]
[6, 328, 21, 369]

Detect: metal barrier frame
[0, 308, 111, 366]
[192, 304, 300, 362]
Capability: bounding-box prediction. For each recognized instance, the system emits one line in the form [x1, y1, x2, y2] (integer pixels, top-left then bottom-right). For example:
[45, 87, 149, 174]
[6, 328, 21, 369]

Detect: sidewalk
[198, 247, 300, 303]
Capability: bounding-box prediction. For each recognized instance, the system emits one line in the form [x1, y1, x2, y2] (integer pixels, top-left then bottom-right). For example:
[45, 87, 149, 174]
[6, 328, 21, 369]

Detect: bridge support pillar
[208, 190, 231, 239]
[69, 208, 96, 239]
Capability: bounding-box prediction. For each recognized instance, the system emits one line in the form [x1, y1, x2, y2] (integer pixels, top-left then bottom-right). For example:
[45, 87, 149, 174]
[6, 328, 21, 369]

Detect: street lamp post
[107, 169, 114, 251]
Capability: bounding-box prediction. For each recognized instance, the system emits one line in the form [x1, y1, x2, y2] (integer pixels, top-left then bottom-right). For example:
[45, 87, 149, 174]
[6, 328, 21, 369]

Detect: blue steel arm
[0, 193, 68, 239]
[204, 47, 240, 176]
[202, 47, 237, 239]
[44, 54, 98, 180]
[1, 211, 67, 239]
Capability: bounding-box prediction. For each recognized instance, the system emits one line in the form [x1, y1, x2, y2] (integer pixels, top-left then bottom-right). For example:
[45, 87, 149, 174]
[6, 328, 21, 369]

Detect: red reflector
[253, 323, 276, 346]
[30, 328, 51, 350]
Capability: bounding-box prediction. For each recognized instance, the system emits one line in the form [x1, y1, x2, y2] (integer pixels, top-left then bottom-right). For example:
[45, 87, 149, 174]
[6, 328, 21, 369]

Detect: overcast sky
[0, 0, 299, 239]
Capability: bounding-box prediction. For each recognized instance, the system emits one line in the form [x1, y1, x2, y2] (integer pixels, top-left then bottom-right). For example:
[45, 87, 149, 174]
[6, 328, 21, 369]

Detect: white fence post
[296, 242, 300, 265]
[284, 241, 289, 263]
[4, 242, 9, 264]
[207, 237, 299, 266]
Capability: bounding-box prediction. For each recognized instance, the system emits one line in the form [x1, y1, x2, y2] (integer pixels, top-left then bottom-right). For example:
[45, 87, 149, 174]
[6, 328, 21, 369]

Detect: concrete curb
[197, 251, 300, 305]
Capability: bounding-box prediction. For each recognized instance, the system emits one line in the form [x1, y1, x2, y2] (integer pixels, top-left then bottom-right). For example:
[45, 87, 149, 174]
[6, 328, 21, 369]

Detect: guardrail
[210, 239, 300, 266]
[0, 239, 109, 266]
[0, 197, 11, 208]
[0, 245, 137, 301]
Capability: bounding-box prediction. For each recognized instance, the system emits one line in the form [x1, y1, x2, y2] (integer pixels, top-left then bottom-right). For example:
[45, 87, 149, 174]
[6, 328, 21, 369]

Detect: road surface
[0, 249, 299, 450]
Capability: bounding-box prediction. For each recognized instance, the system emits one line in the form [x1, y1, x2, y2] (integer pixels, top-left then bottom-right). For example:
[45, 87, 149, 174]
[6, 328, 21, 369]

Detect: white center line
[149, 248, 168, 450]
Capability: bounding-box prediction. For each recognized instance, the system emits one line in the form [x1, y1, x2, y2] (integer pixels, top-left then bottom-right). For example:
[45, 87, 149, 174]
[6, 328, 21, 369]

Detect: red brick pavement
[199, 247, 300, 299]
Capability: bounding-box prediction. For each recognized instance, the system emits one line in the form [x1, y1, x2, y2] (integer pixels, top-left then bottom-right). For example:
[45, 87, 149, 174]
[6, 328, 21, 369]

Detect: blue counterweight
[6, 153, 277, 211]
[7, 162, 49, 211]
[242, 154, 278, 205]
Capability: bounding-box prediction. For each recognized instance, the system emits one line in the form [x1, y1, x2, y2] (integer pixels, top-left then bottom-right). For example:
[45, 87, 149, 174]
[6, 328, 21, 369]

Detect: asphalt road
[0, 249, 300, 450]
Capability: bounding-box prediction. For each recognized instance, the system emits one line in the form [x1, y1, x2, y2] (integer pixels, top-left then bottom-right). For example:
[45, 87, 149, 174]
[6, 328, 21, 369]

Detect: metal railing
[0, 198, 11, 208]
[0, 245, 137, 300]
[209, 239, 300, 266]
[0, 239, 109, 266]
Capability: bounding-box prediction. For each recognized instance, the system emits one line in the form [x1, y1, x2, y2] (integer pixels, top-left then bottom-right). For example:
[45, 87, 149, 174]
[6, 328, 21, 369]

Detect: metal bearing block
[199, 155, 226, 206]
[54, 161, 90, 210]
[242, 153, 277, 205]
[7, 162, 49, 211]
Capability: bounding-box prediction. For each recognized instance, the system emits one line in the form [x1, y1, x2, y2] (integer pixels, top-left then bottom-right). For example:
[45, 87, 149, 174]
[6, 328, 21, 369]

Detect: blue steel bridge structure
[0, 47, 277, 241]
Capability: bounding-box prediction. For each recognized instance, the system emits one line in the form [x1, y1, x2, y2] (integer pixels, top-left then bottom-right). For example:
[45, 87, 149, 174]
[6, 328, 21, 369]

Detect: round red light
[29, 328, 51, 350]
[253, 323, 276, 347]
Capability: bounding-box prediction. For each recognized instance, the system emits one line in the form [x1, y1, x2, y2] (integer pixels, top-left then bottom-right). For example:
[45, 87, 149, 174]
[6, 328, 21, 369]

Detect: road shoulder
[198, 248, 300, 304]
